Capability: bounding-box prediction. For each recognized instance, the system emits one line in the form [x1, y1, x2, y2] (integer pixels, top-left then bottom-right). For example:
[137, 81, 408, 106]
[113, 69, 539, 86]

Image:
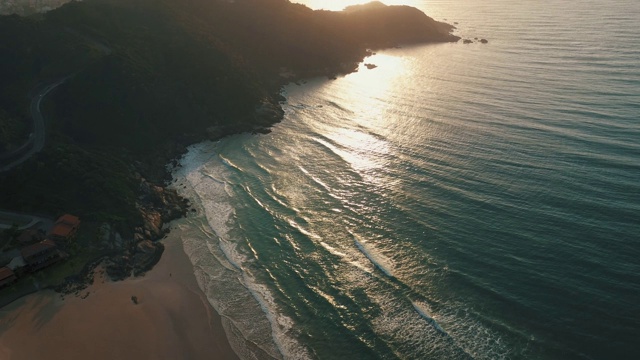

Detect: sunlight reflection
[298, 52, 408, 189]
[322, 127, 393, 192]
[330, 51, 411, 136]
[348, 53, 408, 100]
[321, 126, 402, 192]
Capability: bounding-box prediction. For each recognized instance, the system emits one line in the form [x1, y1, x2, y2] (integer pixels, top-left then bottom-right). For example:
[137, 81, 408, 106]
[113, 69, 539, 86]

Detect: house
[0, 267, 17, 287]
[49, 214, 80, 242]
[20, 239, 60, 271]
[17, 228, 45, 244]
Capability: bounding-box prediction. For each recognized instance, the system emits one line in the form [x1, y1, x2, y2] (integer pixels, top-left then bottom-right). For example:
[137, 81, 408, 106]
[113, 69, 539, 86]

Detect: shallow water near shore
[172, 0, 640, 358]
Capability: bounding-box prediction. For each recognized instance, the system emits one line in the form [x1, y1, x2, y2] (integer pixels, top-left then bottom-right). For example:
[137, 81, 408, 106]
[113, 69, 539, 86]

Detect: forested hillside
[0, 0, 458, 221]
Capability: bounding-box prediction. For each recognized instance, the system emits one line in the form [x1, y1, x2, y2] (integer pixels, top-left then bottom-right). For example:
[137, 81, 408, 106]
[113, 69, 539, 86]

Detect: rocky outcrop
[0, 0, 465, 289]
[105, 175, 188, 280]
[461, 38, 488, 44]
[132, 240, 164, 276]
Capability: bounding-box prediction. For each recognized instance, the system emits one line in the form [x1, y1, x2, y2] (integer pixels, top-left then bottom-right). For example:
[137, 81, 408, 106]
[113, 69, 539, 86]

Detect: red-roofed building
[17, 228, 45, 244]
[49, 214, 80, 242]
[0, 267, 17, 287]
[20, 239, 61, 271]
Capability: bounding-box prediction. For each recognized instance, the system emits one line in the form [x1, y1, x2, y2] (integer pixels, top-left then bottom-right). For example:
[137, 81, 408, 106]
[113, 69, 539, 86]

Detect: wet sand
[0, 233, 239, 360]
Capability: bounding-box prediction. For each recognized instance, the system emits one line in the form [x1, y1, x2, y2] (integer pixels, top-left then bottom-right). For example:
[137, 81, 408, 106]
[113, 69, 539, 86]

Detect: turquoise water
[171, 1, 640, 358]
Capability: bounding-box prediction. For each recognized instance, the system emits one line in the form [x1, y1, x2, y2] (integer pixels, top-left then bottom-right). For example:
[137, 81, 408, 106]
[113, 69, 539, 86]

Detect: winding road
[0, 210, 52, 231]
[0, 78, 66, 172]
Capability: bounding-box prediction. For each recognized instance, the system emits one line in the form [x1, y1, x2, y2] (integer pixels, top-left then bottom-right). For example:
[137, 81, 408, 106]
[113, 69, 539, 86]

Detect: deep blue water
[171, 1, 640, 359]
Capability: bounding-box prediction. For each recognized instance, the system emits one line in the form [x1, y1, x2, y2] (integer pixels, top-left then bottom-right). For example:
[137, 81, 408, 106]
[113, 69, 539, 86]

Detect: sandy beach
[0, 232, 239, 360]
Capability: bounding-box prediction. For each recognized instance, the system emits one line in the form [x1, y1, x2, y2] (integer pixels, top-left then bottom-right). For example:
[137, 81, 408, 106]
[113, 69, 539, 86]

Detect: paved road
[0, 78, 66, 172]
[0, 210, 52, 231]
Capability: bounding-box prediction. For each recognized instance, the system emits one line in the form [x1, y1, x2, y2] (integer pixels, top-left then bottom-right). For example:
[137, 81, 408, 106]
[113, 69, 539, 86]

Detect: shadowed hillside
[0, 0, 458, 221]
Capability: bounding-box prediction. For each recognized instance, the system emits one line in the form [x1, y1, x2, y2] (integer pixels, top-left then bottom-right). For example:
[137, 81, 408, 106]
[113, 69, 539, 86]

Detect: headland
[0, 0, 459, 357]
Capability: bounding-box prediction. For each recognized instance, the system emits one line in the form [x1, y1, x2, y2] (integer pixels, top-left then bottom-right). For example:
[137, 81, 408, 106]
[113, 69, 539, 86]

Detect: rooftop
[50, 214, 80, 239]
[0, 266, 15, 281]
[56, 214, 80, 227]
[20, 239, 56, 260]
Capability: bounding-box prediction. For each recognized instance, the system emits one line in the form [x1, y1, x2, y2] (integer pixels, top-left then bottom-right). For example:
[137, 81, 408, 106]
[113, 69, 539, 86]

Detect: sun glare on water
[350, 53, 408, 99]
[304, 52, 410, 188]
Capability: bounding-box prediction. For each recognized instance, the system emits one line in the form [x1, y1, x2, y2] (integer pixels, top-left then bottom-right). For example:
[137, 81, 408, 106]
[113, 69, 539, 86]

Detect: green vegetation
[0, 0, 458, 302]
[0, 141, 139, 222]
[0, 0, 458, 224]
[0, 108, 29, 152]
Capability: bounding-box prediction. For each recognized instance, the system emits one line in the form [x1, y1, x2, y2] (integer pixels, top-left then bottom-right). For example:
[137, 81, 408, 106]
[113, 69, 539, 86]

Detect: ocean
[170, 1, 640, 359]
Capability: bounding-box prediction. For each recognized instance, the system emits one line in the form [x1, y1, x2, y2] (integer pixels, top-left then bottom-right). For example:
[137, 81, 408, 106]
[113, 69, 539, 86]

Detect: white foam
[412, 300, 447, 335]
[171, 140, 311, 360]
[431, 302, 511, 360]
[354, 273, 455, 359]
[316, 239, 374, 274]
[353, 235, 395, 278]
[170, 139, 510, 360]
[242, 273, 312, 360]
[286, 218, 320, 241]
[298, 165, 329, 192]
[219, 153, 244, 173]
[310, 285, 347, 310]
[269, 183, 299, 213]
[319, 241, 348, 258]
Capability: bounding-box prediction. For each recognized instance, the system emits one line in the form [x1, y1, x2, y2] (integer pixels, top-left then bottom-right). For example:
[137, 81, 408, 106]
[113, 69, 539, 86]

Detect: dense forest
[0, 0, 458, 223]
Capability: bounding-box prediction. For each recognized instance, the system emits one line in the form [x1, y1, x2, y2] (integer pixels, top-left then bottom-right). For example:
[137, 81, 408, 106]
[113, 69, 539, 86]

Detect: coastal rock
[463, 39, 473, 44]
[480, 38, 488, 44]
[106, 255, 133, 281]
[132, 241, 164, 276]
[142, 210, 163, 239]
[254, 101, 284, 125]
[136, 240, 157, 254]
[137, 176, 188, 231]
[365, 63, 378, 69]
[98, 175, 189, 281]
[0, 0, 463, 295]
[206, 126, 225, 140]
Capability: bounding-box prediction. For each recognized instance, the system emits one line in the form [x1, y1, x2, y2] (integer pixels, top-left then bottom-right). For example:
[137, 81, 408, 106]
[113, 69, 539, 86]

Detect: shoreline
[0, 0, 462, 311]
[0, 222, 239, 360]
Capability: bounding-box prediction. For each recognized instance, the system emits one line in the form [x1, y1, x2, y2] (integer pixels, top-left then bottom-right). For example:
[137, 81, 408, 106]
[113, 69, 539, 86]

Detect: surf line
[352, 234, 395, 279]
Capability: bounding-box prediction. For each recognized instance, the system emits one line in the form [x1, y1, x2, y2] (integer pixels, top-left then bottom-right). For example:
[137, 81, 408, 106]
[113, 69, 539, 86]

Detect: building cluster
[0, 214, 80, 288]
[0, 0, 73, 16]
